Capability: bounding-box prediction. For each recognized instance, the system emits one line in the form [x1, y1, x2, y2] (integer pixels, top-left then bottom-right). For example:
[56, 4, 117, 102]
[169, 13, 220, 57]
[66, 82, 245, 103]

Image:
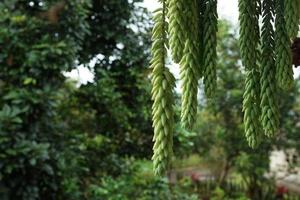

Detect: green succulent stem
[285, 0, 300, 39]
[203, 0, 218, 98]
[150, 0, 175, 176]
[239, 0, 262, 147]
[275, 0, 294, 90]
[179, 0, 200, 130]
[168, 0, 187, 63]
[260, 0, 279, 137]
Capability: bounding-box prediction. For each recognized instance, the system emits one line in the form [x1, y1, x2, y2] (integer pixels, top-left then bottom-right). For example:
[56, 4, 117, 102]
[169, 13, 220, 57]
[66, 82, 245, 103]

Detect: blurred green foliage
[0, 0, 154, 199]
[0, 0, 91, 199]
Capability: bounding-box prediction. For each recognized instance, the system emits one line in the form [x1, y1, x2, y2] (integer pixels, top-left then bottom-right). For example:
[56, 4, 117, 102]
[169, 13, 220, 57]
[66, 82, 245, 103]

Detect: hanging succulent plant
[150, 0, 298, 175]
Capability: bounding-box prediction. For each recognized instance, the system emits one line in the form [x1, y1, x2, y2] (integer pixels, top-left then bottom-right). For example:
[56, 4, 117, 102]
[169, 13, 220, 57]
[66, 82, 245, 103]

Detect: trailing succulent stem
[275, 0, 294, 90]
[260, 0, 279, 137]
[179, 0, 200, 130]
[285, 0, 300, 39]
[239, 0, 262, 147]
[243, 70, 262, 148]
[203, 0, 218, 98]
[150, 0, 300, 172]
[168, 0, 187, 63]
[150, 0, 175, 176]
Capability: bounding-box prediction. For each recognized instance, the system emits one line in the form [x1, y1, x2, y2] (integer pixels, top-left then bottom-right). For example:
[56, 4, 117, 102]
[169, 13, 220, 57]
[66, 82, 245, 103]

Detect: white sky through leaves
[142, 0, 239, 24]
[67, 0, 300, 83]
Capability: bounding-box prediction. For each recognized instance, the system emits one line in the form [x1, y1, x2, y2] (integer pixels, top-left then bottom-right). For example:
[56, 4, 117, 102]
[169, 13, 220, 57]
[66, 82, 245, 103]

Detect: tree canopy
[0, 0, 152, 199]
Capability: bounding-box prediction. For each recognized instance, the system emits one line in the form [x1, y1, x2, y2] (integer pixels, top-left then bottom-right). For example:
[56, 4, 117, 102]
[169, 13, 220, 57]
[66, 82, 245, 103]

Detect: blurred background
[0, 0, 299, 200]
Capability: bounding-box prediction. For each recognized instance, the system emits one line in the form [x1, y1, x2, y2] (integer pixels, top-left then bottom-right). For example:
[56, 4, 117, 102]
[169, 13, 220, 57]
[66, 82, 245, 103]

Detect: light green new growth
[168, 0, 186, 63]
[285, 0, 300, 39]
[150, 1, 175, 176]
[260, 0, 279, 137]
[180, 0, 200, 130]
[275, 0, 294, 90]
[203, 0, 218, 98]
[239, 0, 262, 148]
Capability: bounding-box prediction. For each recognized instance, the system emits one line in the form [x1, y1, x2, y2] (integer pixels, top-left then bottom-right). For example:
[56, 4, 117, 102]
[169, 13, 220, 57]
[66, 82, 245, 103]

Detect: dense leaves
[0, 0, 152, 199]
[0, 1, 90, 199]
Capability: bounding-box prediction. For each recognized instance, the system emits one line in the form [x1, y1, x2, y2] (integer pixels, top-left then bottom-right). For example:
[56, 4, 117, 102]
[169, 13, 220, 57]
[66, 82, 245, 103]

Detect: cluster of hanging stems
[150, 0, 300, 175]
